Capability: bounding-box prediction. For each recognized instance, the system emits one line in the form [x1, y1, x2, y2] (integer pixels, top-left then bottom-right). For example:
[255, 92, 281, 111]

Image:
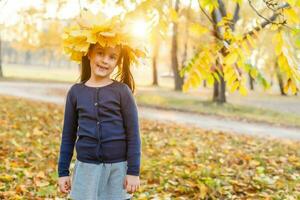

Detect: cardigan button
[97, 121, 100, 125]
[94, 102, 98, 106]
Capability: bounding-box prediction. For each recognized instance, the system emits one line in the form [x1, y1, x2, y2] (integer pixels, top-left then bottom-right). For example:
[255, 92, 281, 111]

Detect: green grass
[136, 91, 300, 128]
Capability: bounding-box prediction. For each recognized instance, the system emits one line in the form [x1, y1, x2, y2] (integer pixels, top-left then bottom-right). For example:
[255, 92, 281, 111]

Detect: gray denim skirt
[69, 159, 133, 200]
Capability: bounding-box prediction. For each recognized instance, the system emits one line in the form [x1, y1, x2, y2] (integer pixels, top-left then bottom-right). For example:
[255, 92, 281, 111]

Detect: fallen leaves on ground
[0, 95, 299, 199]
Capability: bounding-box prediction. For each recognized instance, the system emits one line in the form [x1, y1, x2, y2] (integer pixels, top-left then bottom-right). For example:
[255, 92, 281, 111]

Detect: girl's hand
[58, 176, 71, 193]
[123, 175, 140, 193]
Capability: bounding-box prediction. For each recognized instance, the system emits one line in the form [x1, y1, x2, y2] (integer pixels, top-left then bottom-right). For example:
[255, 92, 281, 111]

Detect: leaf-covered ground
[0, 95, 299, 199]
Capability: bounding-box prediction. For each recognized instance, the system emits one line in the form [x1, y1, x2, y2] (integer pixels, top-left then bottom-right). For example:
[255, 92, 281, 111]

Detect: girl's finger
[60, 184, 67, 193]
[132, 185, 137, 192]
[127, 184, 133, 193]
[126, 184, 130, 193]
[68, 179, 72, 189]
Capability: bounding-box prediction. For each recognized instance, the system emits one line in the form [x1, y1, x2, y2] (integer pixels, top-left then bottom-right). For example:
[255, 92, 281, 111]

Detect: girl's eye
[97, 52, 103, 55]
[110, 56, 116, 60]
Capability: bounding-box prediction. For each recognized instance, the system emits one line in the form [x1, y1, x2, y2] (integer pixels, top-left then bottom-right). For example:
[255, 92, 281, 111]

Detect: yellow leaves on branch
[217, 44, 249, 95]
[224, 51, 238, 66]
[181, 3, 300, 95]
[182, 47, 217, 92]
[283, 7, 300, 24]
[189, 23, 209, 37]
[273, 31, 300, 94]
[182, 40, 251, 95]
[198, 0, 219, 14]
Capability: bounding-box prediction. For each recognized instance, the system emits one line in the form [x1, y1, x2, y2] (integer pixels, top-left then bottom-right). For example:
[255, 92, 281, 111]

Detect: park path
[0, 80, 299, 141]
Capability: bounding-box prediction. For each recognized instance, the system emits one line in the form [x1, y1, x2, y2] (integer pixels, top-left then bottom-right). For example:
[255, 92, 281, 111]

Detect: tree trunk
[213, 80, 219, 100]
[211, 1, 240, 103]
[203, 80, 207, 88]
[171, 0, 184, 91]
[152, 55, 158, 86]
[25, 51, 31, 64]
[181, 0, 191, 68]
[213, 61, 226, 103]
[275, 62, 286, 96]
[277, 72, 286, 96]
[211, 8, 226, 103]
[248, 72, 255, 90]
[152, 37, 159, 86]
[0, 37, 3, 77]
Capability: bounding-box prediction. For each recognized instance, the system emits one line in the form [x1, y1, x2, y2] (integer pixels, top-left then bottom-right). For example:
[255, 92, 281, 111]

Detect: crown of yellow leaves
[62, 10, 147, 64]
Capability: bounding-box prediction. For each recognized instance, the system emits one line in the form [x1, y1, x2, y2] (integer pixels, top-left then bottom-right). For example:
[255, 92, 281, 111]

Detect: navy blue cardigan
[58, 79, 141, 177]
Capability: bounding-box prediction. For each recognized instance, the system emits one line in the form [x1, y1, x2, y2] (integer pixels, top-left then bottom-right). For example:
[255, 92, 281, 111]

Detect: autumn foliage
[0, 95, 299, 199]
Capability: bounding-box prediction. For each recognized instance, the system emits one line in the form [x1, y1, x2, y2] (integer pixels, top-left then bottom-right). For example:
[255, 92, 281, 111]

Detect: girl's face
[88, 44, 121, 78]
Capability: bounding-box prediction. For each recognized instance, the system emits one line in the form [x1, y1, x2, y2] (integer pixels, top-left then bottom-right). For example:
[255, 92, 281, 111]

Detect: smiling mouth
[96, 64, 108, 70]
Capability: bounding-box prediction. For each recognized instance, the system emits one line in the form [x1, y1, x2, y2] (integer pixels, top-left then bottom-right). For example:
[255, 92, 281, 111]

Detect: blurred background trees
[0, 0, 299, 103]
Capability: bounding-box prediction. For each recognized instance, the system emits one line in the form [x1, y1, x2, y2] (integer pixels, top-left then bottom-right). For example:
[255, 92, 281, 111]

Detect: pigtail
[115, 47, 136, 94]
[79, 55, 91, 83]
[79, 44, 94, 83]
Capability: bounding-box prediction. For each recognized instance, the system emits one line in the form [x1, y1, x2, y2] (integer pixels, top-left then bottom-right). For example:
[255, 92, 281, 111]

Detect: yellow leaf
[290, 81, 297, 94]
[246, 34, 255, 48]
[272, 32, 280, 44]
[240, 41, 250, 55]
[207, 74, 215, 86]
[275, 44, 282, 56]
[86, 32, 97, 43]
[198, 182, 208, 198]
[286, 0, 297, 6]
[239, 85, 248, 96]
[182, 82, 189, 92]
[35, 180, 50, 187]
[190, 72, 201, 88]
[189, 23, 209, 36]
[228, 72, 237, 86]
[37, 171, 46, 179]
[169, 8, 179, 23]
[284, 81, 290, 94]
[0, 174, 14, 182]
[284, 8, 299, 24]
[278, 54, 289, 72]
[250, 68, 258, 79]
[230, 81, 240, 93]
[273, 33, 283, 55]
[270, 24, 279, 31]
[224, 51, 238, 66]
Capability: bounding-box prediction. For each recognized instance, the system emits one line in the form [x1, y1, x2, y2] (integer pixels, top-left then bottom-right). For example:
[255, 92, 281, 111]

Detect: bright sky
[0, 0, 196, 42]
[0, 0, 124, 25]
[0, 0, 199, 26]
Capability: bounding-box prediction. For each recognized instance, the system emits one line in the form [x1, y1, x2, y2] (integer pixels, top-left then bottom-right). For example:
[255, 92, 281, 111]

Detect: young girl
[57, 11, 146, 200]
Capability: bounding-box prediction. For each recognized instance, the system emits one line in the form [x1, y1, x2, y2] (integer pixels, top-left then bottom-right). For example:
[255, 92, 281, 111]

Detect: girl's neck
[86, 75, 113, 87]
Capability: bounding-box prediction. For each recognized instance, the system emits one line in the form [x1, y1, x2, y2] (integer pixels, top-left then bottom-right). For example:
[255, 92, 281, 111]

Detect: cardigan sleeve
[58, 85, 78, 177]
[120, 84, 141, 176]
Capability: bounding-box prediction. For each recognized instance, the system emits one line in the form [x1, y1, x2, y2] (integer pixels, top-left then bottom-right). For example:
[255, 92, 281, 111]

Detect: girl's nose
[101, 55, 110, 64]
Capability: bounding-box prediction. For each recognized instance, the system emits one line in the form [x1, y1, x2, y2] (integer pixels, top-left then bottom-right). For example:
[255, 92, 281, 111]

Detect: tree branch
[248, 0, 290, 27]
[231, 3, 240, 30]
[218, 0, 227, 17]
[198, 4, 214, 25]
[243, 2, 290, 40]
